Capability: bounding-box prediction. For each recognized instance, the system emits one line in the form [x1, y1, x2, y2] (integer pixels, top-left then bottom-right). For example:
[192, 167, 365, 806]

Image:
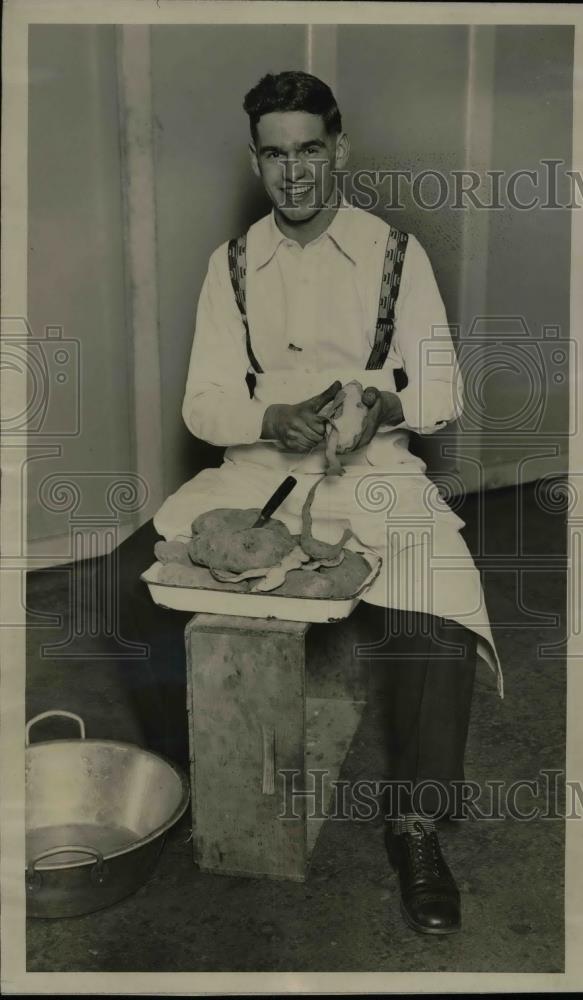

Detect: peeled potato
[323, 380, 369, 476]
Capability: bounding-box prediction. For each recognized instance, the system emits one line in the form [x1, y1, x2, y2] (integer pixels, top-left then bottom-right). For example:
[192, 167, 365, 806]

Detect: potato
[270, 569, 333, 598]
[323, 380, 369, 476]
[154, 540, 191, 566]
[157, 561, 250, 593]
[318, 551, 371, 598]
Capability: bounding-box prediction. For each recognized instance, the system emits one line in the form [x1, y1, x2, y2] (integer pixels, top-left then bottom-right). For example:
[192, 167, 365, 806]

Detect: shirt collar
[254, 194, 360, 269]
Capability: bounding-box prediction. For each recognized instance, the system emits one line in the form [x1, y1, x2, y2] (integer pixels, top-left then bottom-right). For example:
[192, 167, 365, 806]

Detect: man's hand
[261, 381, 342, 452]
[350, 387, 404, 450]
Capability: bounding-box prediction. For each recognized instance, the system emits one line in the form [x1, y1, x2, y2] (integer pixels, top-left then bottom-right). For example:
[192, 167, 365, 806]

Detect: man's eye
[305, 147, 322, 156]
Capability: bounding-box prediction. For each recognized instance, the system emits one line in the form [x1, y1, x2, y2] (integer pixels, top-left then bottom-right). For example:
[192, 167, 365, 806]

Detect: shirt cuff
[183, 388, 266, 447]
[396, 383, 458, 435]
[229, 399, 266, 445]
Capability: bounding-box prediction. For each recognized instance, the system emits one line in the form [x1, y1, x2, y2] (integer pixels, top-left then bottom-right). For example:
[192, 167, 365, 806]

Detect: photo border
[2, 1, 582, 993]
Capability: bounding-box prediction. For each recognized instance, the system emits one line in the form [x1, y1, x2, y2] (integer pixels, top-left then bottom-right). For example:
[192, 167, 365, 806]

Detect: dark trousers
[111, 519, 193, 767]
[111, 520, 477, 814]
[360, 603, 477, 820]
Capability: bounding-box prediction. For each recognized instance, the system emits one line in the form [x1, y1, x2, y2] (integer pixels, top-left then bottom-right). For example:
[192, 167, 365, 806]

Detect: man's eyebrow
[259, 139, 327, 154]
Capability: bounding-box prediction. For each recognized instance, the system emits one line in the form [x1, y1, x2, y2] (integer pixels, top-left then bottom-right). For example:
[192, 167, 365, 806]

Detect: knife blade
[252, 475, 298, 528]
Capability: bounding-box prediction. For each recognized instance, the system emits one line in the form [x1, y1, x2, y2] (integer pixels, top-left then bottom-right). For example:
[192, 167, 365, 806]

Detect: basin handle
[261, 724, 275, 795]
[25, 710, 86, 746]
[26, 845, 106, 892]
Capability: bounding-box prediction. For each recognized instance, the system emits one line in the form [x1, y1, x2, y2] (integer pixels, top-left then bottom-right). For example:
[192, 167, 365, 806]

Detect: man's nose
[284, 157, 306, 183]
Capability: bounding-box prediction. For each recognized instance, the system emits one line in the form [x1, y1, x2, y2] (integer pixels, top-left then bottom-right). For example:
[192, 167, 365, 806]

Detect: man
[124, 71, 501, 936]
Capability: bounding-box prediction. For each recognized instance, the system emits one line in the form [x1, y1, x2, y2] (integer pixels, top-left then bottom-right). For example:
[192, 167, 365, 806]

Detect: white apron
[154, 439, 503, 699]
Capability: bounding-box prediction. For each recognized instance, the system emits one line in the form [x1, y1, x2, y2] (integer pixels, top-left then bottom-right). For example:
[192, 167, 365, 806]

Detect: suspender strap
[366, 227, 409, 371]
[228, 226, 408, 390]
[227, 234, 263, 377]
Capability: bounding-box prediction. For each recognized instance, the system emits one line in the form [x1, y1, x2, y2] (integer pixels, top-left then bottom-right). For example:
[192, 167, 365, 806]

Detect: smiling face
[250, 111, 349, 227]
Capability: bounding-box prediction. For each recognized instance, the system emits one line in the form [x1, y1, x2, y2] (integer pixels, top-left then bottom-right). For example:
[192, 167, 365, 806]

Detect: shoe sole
[399, 899, 461, 936]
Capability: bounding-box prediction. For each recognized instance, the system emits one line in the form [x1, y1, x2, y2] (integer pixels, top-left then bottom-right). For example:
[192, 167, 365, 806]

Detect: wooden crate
[185, 612, 367, 881]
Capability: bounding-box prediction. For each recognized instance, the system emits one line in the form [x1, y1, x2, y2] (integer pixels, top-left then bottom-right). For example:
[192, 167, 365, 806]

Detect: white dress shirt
[182, 202, 463, 476]
[155, 203, 502, 692]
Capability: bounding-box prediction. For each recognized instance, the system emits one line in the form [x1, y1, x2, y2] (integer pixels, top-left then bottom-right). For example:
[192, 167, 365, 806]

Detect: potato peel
[250, 547, 311, 592]
[300, 478, 352, 560]
[301, 552, 345, 569]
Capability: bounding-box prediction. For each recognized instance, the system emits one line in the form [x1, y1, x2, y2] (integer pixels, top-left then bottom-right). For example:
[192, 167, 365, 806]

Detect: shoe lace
[406, 821, 447, 883]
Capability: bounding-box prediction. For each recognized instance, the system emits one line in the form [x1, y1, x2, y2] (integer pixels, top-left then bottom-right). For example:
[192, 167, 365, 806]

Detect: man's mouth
[283, 184, 314, 202]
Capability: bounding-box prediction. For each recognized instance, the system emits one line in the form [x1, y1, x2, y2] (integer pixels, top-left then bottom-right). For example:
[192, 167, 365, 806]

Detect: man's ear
[249, 142, 261, 179]
[334, 132, 350, 170]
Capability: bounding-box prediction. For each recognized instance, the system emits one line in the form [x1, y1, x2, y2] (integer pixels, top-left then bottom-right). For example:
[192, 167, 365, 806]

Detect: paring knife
[252, 475, 298, 528]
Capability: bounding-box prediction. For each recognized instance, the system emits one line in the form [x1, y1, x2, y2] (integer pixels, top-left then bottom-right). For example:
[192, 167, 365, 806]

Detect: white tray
[140, 545, 382, 624]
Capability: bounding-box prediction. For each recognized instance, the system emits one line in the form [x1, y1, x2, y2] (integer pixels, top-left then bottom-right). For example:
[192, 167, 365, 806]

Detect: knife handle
[258, 475, 297, 524]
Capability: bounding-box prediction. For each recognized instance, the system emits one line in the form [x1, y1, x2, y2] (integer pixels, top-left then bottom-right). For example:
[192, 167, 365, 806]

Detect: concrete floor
[25, 480, 566, 972]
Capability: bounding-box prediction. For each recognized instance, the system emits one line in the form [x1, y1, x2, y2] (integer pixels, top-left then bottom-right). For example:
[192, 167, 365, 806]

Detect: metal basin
[26, 711, 190, 918]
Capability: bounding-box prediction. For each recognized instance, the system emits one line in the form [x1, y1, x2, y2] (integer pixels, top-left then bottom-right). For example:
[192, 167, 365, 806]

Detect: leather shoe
[385, 816, 461, 935]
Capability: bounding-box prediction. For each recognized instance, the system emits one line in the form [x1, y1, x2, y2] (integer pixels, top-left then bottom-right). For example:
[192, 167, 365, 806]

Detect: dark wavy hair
[243, 71, 342, 141]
